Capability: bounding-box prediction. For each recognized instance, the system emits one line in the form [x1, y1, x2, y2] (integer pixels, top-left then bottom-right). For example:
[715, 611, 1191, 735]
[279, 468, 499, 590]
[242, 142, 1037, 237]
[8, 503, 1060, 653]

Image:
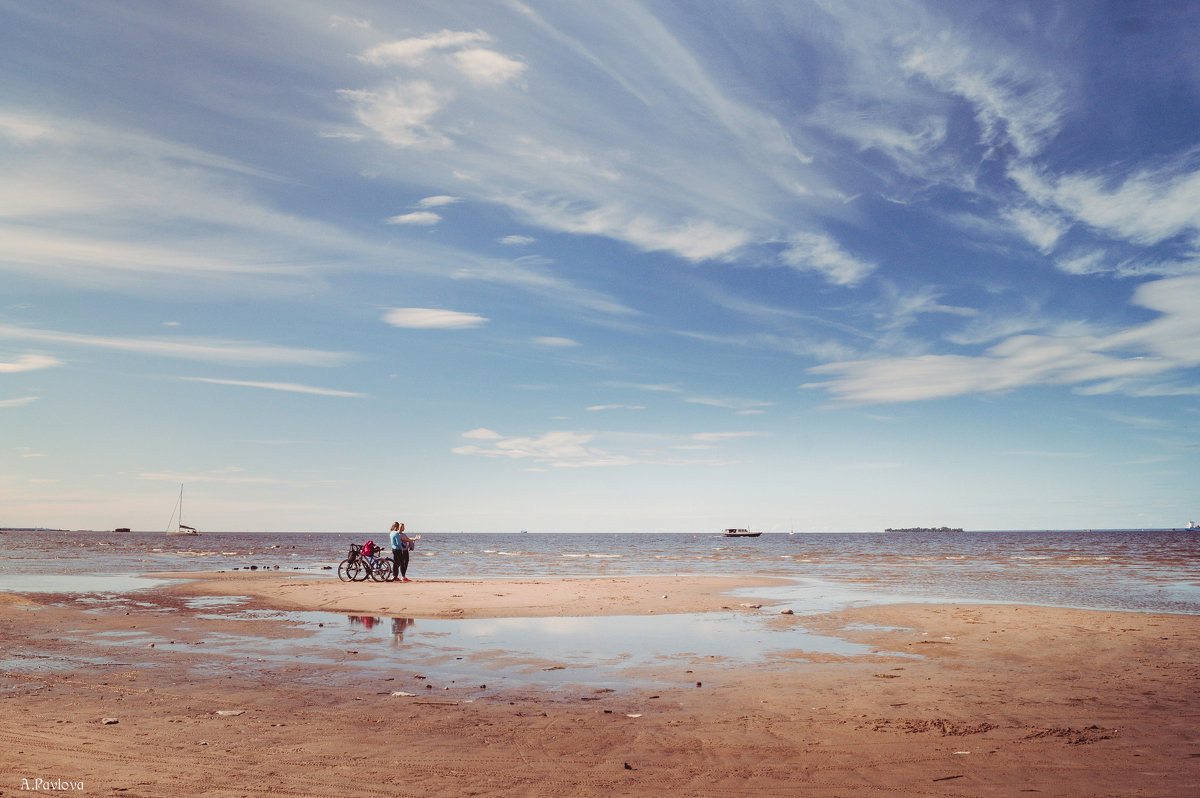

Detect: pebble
[101, 718, 118, 725]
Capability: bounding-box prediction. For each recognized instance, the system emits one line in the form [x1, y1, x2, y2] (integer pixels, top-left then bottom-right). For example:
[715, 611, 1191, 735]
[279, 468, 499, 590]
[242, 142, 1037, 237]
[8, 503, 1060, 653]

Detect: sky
[2, 1, 1199, 534]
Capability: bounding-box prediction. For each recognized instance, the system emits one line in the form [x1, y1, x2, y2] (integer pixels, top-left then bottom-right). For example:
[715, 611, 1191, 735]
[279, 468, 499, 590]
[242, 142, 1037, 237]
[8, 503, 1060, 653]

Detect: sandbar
[147, 571, 789, 618]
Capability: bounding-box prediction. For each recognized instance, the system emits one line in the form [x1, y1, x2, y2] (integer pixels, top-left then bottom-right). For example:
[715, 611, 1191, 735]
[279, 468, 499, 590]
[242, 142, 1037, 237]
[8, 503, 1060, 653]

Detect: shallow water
[3, 529, 1199, 613]
[23, 590, 889, 691]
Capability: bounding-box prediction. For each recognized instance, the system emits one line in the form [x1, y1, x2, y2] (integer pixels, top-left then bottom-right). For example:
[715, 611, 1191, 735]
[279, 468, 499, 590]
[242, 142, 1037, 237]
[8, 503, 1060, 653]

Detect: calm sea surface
[2, 529, 1198, 614]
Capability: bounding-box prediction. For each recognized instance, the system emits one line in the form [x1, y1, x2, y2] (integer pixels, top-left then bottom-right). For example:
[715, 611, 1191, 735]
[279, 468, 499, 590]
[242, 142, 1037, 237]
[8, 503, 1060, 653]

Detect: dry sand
[3, 574, 1199, 796]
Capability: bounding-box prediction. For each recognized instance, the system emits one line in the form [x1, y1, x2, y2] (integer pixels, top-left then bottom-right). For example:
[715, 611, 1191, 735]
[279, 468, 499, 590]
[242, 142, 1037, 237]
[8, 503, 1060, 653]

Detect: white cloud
[1014, 163, 1200, 247]
[877, 284, 978, 332]
[0, 396, 37, 408]
[1006, 206, 1068, 253]
[0, 324, 356, 366]
[499, 196, 753, 262]
[385, 211, 441, 226]
[805, 275, 1200, 404]
[781, 232, 876, 286]
[689, 431, 769, 443]
[1055, 249, 1109, 276]
[0, 354, 62, 373]
[498, 235, 535, 246]
[339, 81, 451, 149]
[347, 30, 524, 151]
[330, 16, 372, 31]
[683, 396, 774, 412]
[587, 404, 644, 411]
[451, 258, 638, 317]
[382, 307, 488, 329]
[1105, 275, 1200, 366]
[337, 11, 840, 268]
[452, 429, 634, 468]
[0, 111, 62, 144]
[462, 428, 503, 440]
[180, 378, 366, 398]
[901, 39, 1063, 160]
[450, 426, 743, 468]
[532, 336, 579, 347]
[359, 30, 491, 67]
[608, 382, 682, 393]
[417, 195, 460, 208]
[0, 111, 396, 294]
[452, 48, 526, 85]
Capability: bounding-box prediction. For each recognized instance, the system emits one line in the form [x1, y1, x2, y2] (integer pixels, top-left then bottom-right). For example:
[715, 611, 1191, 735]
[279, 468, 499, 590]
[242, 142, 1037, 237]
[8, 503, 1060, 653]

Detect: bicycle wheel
[338, 558, 361, 582]
[352, 558, 371, 581]
[370, 557, 393, 582]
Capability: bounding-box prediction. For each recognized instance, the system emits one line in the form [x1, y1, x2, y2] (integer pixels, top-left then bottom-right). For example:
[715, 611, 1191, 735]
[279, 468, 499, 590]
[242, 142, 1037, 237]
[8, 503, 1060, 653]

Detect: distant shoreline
[883, 526, 964, 533]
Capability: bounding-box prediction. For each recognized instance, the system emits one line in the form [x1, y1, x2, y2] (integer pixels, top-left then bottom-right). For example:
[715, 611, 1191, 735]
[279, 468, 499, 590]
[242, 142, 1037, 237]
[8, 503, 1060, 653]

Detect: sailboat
[165, 484, 200, 536]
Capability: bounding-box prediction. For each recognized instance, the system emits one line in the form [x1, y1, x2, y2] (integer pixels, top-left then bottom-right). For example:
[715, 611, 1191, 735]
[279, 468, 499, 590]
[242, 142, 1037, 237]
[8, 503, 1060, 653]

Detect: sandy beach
[3, 574, 1199, 796]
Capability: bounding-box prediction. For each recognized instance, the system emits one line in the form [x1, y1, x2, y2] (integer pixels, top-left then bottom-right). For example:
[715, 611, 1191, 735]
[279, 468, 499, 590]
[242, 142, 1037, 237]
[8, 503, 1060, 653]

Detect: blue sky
[2, 1, 1198, 533]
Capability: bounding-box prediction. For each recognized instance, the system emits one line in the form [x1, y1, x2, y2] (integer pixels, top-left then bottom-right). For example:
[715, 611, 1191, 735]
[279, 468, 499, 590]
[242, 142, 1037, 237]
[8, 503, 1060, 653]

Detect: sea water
[2, 529, 1198, 613]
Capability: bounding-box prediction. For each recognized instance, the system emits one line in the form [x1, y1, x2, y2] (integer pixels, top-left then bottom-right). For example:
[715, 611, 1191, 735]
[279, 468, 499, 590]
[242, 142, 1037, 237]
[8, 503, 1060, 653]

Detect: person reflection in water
[391, 617, 413, 641]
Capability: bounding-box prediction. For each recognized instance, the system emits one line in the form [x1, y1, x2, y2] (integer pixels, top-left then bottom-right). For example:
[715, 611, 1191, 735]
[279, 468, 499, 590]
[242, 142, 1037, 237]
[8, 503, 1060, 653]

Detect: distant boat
[114, 527, 131, 534]
[1189, 521, 1199, 530]
[723, 528, 762, 538]
[165, 484, 200, 536]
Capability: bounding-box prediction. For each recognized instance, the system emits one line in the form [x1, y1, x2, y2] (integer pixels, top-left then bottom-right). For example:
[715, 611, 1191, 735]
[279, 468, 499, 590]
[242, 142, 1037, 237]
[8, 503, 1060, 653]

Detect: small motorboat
[723, 528, 762, 538]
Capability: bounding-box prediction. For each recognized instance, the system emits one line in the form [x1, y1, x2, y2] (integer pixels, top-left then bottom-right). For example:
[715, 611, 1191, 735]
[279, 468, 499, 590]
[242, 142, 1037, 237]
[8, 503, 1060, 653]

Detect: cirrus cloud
[0, 324, 356, 366]
[0, 354, 62, 373]
[452, 428, 634, 468]
[383, 307, 489, 329]
[805, 275, 1200, 405]
[385, 211, 441, 226]
[359, 30, 491, 67]
[180, 378, 366, 398]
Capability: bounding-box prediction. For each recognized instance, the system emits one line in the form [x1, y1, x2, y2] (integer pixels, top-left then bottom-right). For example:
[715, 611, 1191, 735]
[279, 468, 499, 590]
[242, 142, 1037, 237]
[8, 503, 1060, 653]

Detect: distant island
[0, 527, 69, 532]
[884, 526, 964, 534]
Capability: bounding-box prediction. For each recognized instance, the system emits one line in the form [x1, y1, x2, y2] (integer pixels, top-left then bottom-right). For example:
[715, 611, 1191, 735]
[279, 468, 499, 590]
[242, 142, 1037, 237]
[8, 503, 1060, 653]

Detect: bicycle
[338, 543, 393, 582]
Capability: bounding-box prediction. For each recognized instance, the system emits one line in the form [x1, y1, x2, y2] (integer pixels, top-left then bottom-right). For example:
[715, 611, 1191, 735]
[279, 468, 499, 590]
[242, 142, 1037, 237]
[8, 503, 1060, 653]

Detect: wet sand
[3, 575, 1199, 796]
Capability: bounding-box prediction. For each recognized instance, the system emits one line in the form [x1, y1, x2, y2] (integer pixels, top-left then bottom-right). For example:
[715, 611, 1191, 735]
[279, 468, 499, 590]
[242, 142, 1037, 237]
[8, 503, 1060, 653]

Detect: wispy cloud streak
[0, 324, 356, 367]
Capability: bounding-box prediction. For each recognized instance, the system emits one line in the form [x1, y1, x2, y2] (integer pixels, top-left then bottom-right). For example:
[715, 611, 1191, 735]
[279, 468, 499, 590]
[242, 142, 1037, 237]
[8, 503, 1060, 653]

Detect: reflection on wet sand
[349, 614, 415, 641]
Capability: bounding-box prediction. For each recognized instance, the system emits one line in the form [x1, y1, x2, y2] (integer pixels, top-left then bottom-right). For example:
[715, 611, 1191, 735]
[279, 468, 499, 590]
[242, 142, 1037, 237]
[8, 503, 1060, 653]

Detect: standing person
[388, 521, 419, 582]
